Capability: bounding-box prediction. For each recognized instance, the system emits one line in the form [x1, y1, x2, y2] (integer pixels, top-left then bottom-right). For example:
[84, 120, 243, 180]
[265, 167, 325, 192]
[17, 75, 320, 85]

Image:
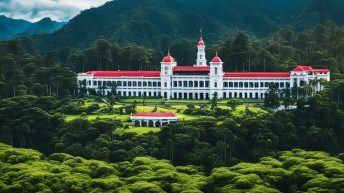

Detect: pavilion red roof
[132, 112, 177, 117]
[173, 66, 210, 72]
[85, 71, 160, 77]
[223, 72, 290, 78]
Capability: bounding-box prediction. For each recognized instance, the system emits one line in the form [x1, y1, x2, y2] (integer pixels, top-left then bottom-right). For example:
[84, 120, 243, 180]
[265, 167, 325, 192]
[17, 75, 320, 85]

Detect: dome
[211, 56, 222, 63]
[162, 54, 176, 63]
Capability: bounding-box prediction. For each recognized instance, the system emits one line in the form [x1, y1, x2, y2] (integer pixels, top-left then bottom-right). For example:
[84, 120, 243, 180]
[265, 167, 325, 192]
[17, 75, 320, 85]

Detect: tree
[211, 92, 218, 111]
[232, 32, 251, 72]
[227, 99, 242, 111]
[264, 84, 280, 108]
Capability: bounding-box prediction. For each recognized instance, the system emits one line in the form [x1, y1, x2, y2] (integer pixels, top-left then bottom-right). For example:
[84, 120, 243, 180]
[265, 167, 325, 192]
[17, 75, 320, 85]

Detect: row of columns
[132, 119, 176, 127]
[173, 80, 209, 88]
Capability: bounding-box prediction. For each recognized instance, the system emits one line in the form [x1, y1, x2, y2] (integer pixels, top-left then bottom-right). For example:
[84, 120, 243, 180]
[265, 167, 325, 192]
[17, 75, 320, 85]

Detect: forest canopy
[0, 143, 343, 193]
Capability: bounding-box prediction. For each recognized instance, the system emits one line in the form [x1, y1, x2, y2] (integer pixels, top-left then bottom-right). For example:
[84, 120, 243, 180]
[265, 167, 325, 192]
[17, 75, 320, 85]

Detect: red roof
[211, 56, 222, 63]
[313, 69, 330, 73]
[162, 55, 176, 63]
[132, 112, 177, 117]
[224, 72, 290, 78]
[292, 66, 313, 72]
[86, 71, 160, 77]
[198, 37, 205, 46]
[173, 66, 210, 72]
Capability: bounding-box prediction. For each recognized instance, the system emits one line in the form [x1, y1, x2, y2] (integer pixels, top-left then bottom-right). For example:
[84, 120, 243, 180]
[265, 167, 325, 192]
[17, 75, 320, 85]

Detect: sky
[0, 0, 109, 22]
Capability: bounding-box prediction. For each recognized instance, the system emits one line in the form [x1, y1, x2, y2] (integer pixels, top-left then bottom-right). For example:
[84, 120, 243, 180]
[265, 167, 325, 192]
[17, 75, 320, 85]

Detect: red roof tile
[173, 66, 210, 72]
[86, 71, 160, 77]
[132, 112, 177, 117]
[224, 72, 290, 78]
[292, 66, 313, 72]
[313, 69, 330, 73]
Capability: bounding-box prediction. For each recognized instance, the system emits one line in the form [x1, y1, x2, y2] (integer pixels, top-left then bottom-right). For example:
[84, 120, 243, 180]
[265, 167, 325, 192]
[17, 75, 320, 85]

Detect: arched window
[215, 67, 218, 75]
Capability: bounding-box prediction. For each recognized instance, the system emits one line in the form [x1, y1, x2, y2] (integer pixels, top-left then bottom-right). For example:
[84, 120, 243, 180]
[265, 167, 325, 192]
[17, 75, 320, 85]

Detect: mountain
[32, 0, 344, 51]
[0, 15, 65, 40]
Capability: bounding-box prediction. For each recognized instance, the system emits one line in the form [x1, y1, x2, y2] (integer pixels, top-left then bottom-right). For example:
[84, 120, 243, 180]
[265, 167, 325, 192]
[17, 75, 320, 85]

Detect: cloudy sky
[0, 0, 109, 22]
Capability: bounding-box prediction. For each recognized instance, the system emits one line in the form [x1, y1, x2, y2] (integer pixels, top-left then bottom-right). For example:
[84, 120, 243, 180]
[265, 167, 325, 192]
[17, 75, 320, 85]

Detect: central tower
[195, 36, 207, 66]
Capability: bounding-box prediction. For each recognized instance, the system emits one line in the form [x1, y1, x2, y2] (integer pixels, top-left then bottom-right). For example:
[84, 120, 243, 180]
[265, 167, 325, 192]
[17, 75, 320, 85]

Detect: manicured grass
[121, 98, 163, 103]
[115, 127, 161, 135]
[65, 114, 130, 122]
[64, 103, 266, 123]
[178, 114, 208, 121]
[168, 99, 210, 104]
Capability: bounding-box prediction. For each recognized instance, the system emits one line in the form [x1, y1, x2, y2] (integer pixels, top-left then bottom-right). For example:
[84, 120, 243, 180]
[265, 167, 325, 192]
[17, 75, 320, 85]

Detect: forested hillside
[1, 143, 344, 192]
[1, 22, 342, 99]
[0, 16, 65, 40]
[0, 1, 344, 192]
[32, 0, 344, 51]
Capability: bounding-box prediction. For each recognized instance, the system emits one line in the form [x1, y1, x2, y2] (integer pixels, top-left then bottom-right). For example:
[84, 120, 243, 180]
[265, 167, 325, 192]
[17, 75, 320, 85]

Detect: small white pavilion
[130, 112, 178, 127]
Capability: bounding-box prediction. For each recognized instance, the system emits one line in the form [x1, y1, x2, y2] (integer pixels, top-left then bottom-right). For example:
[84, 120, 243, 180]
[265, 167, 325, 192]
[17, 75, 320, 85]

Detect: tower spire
[195, 28, 207, 66]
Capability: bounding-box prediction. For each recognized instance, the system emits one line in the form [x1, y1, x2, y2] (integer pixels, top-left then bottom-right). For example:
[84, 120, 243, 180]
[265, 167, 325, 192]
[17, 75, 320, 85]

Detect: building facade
[77, 37, 330, 100]
[130, 112, 178, 127]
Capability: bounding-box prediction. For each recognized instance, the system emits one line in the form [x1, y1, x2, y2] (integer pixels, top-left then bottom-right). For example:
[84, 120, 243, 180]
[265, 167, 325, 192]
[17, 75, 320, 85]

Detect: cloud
[0, 0, 108, 22]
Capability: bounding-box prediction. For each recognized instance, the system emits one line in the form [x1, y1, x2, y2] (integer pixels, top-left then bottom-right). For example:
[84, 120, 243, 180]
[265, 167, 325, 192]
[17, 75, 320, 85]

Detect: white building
[77, 37, 330, 99]
[130, 112, 178, 127]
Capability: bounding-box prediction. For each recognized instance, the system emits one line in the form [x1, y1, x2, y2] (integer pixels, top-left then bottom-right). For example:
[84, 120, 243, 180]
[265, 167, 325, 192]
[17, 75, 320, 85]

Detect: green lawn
[65, 114, 130, 122]
[115, 127, 161, 135]
[121, 98, 163, 103]
[64, 103, 265, 122]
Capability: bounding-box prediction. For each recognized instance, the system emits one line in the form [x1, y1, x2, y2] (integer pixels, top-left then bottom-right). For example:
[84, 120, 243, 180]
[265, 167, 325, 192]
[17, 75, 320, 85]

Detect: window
[93, 81, 97, 86]
[189, 81, 193, 87]
[224, 82, 228, 87]
[234, 82, 238, 88]
[148, 82, 152, 87]
[200, 81, 204, 87]
[128, 81, 132, 87]
[244, 82, 248, 88]
[214, 82, 218, 88]
[138, 81, 142, 87]
[215, 67, 218, 75]
[205, 81, 209, 87]
[255, 83, 259, 88]
[249, 82, 253, 88]
[153, 82, 157, 87]
[123, 82, 127, 86]
[194, 81, 198, 87]
[174, 81, 177, 87]
[183, 81, 187, 87]
[164, 82, 167, 87]
[229, 82, 233, 87]
[143, 82, 147, 87]
[158, 82, 161, 87]
[133, 82, 137, 87]
[239, 82, 243, 88]
[164, 66, 168, 74]
[178, 81, 182, 87]
[280, 82, 285, 88]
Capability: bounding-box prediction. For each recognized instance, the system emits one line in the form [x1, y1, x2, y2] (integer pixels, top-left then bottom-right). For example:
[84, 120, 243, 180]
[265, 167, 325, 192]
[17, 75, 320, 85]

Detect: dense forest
[1, 143, 344, 192]
[0, 0, 344, 191]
